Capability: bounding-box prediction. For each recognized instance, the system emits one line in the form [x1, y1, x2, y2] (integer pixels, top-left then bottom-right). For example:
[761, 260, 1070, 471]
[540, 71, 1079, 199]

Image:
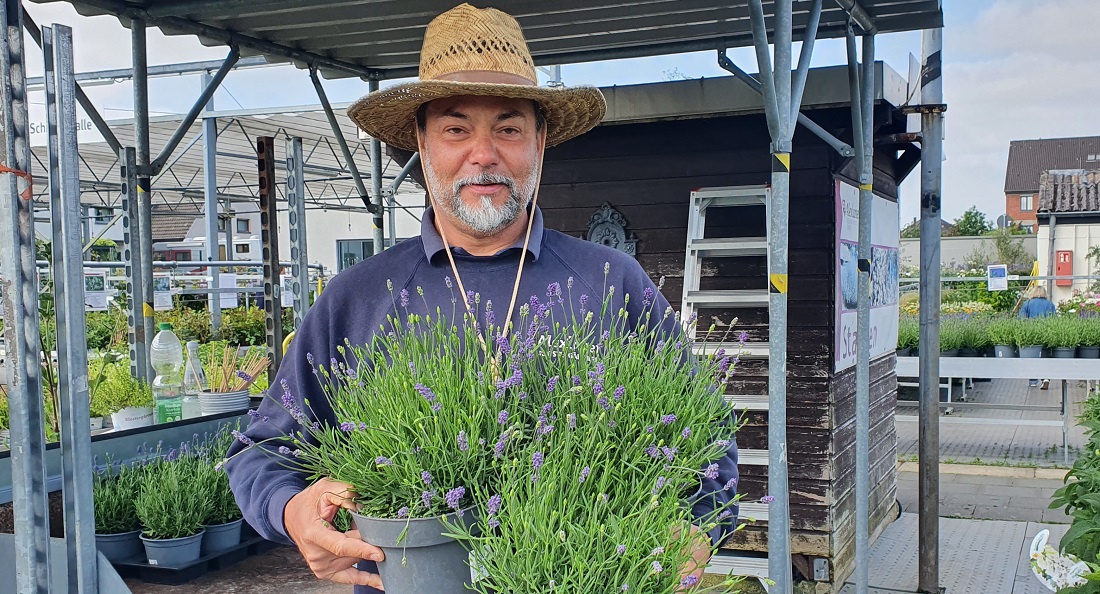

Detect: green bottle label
[156, 400, 183, 424]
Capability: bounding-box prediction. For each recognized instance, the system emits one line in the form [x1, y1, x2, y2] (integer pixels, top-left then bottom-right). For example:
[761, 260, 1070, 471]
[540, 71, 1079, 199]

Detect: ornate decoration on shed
[584, 202, 638, 257]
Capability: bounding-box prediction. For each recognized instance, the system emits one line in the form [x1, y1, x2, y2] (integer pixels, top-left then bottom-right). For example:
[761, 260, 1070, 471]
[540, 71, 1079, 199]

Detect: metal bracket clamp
[900, 104, 947, 115]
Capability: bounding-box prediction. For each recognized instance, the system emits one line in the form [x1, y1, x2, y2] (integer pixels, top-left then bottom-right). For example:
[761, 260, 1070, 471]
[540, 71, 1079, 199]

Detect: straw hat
[347, 3, 606, 152]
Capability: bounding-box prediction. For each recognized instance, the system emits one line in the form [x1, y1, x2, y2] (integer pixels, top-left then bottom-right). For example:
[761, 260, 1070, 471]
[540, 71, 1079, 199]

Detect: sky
[20, 0, 1100, 226]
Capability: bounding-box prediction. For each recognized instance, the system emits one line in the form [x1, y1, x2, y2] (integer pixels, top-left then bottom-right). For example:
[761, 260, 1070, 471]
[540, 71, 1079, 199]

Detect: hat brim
[346, 80, 606, 152]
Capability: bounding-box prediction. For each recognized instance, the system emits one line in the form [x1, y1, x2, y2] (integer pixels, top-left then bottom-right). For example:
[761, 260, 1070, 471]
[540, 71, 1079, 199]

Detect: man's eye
[500, 128, 520, 135]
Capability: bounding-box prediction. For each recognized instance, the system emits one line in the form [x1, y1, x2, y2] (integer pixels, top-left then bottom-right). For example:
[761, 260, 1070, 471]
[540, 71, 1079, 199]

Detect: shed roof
[1038, 169, 1100, 214]
[36, 0, 943, 80]
[1004, 136, 1100, 194]
[150, 209, 202, 242]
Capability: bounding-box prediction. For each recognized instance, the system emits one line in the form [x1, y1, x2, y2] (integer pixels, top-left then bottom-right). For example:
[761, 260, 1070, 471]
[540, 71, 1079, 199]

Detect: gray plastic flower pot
[96, 530, 143, 563]
[351, 509, 477, 594]
[201, 518, 243, 556]
[1080, 346, 1100, 359]
[940, 349, 959, 357]
[1019, 345, 1044, 358]
[958, 348, 979, 358]
[1053, 347, 1077, 359]
[994, 345, 1017, 358]
[140, 529, 205, 567]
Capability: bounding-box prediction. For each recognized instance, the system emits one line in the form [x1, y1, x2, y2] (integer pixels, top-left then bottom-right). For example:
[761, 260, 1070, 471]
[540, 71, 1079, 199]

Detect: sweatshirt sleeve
[224, 294, 338, 545]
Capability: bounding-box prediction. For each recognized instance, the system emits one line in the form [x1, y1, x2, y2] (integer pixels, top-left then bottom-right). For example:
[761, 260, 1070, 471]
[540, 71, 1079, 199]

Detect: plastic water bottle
[150, 323, 184, 424]
[181, 341, 206, 420]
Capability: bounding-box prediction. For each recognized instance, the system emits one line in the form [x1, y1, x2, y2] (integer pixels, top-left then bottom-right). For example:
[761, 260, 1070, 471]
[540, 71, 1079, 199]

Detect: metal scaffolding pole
[256, 136, 283, 375]
[120, 147, 149, 380]
[846, 24, 876, 594]
[918, 26, 945, 594]
[286, 136, 311, 328]
[369, 79, 384, 253]
[43, 23, 98, 594]
[202, 72, 222, 336]
[309, 67, 374, 214]
[132, 18, 155, 378]
[747, 0, 802, 591]
[1, 1, 51, 591]
[386, 151, 420, 248]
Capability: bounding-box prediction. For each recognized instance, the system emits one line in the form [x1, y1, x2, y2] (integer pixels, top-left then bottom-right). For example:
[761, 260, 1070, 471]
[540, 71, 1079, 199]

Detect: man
[226, 4, 739, 592]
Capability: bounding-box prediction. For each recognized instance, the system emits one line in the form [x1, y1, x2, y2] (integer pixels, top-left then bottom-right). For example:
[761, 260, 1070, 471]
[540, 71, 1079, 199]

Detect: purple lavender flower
[247, 409, 260, 419]
[715, 439, 731, 448]
[278, 446, 292, 455]
[597, 396, 610, 410]
[547, 282, 561, 298]
[415, 383, 437, 403]
[661, 446, 678, 462]
[457, 431, 468, 452]
[704, 463, 720, 480]
[421, 470, 432, 486]
[645, 425, 654, 434]
[399, 289, 410, 308]
[236, 370, 253, 382]
[579, 466, 590, 483]
[682, 427, 692, 439]
[546, 376, 559, 393]
[579, 294, 589, 309]
[572, 375, 582, 386]
[532, 451, 544, 472]
[487, 494, 502, 515]
[306, 352, 314, 365]
[493, 434, 508, 458]
[761, 495, 776, 504]
[681, 575, 699, 587]
[645, 444, 660, 458]
[660, 414, 677, 425]
[613, 385, 625, 401]
[430, 402, 442, 412]
[724, 478, 737, 491]
[445, 487, 465, 510]
[375, 456, 393, 466]
[421, 490, 434, 508]
[642, 286, 654, 306]
[651, 561, 663, 574]
[408, 361, 416, 374]
[616, 544, 626, 555]
[567, 414, 576, 429]
[541, 402, 554, 416]
[651, 546, 665, 556]
[653, 476, 666, 494]
[536, 421, 554, 435]
[231, 430, 254, 447]
[497, 410, 509, 425]
[489, 518, 500, 530]
[166, 448, 179, 462]
[340, 421, 356, 432]
[739, 330, 749, 344]
[718, 510, 733, 520]
[397, 507, 409, 519]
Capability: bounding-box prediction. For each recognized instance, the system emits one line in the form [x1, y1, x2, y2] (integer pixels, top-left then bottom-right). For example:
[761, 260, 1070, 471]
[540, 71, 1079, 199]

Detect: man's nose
[467, 130, 501, 168]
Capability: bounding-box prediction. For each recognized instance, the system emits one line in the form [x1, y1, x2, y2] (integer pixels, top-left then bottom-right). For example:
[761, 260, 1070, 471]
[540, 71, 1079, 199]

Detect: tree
[953, 206, 993, 236]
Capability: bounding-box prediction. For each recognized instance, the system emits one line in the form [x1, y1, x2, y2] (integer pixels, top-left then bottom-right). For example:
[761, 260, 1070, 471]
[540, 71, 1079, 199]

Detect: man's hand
[676, 523, 712, 592]
[284, 477, 386, 589]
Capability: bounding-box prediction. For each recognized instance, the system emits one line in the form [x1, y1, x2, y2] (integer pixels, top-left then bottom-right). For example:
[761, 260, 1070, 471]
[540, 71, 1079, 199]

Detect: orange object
[1056, 250, 1073, 287]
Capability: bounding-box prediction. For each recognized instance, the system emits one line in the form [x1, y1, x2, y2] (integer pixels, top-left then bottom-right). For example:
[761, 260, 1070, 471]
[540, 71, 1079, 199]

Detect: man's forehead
[425, 95, 536, 118]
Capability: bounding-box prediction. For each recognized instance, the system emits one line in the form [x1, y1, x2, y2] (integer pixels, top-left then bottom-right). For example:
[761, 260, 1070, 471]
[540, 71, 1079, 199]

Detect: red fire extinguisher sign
[1056, 250, 1073, 287]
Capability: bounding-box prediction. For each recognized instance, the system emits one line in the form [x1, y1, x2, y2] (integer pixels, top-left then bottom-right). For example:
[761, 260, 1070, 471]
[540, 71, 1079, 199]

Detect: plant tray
[109, 535, 278, 585]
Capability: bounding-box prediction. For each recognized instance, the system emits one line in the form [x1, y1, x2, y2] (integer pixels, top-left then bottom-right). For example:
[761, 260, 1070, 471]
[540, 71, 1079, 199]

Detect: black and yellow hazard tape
[769, 273, 788, 294]
[771, 153, 790, 173]
[858, 259, 871, 273]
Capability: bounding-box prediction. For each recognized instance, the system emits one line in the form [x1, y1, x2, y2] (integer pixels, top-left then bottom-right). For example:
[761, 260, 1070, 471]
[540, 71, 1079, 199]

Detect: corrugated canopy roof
[1004, 136, 1100, 194]
[36, 0, 943, 80]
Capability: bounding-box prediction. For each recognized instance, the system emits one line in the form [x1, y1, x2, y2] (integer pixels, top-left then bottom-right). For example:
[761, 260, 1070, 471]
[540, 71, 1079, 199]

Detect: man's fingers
[313, 524, 385, 562]
[326, 564, 385, 589]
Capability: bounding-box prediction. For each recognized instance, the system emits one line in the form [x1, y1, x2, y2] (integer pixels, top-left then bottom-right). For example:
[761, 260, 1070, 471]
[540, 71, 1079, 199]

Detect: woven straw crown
[347, 3, 606, 152]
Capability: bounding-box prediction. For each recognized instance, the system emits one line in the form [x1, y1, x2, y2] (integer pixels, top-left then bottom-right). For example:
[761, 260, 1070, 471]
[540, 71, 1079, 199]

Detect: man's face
[418, 95, 542, 238]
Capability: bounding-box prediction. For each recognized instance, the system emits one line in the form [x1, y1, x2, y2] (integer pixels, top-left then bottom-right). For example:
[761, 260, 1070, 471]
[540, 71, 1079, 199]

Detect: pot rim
[140, 528, 206, 543]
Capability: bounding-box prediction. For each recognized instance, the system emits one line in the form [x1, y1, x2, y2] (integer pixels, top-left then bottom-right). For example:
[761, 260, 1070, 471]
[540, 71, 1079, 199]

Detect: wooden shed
[538, 64, 915, 593]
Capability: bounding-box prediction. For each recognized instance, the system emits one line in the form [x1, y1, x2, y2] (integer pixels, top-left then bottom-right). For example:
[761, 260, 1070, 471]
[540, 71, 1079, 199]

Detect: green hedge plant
[1043, 316, 1082, 349]
[1014, 319, 1047, 347]
[986, 317, 1019, 347]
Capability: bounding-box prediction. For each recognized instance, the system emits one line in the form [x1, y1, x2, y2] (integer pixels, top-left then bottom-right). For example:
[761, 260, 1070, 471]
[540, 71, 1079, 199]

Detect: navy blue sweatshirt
[225, 207, 739, 593]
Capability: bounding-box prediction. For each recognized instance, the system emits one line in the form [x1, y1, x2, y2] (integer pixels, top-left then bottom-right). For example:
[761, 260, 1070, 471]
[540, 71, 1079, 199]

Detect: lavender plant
[134, 453, 212, 539]
[92, 456, 143, 535]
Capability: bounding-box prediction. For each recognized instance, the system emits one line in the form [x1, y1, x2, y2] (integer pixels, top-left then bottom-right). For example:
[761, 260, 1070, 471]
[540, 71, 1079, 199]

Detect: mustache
[453, 172, 517, 196]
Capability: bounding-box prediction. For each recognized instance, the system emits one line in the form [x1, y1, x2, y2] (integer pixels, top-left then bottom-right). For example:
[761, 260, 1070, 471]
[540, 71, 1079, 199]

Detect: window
[236, 218, 250, 233]
[1020, 195, 1034, 212]
[1087, 154, 1098, 162]
[94, 207, 112, 224]
[337, 239, 374, 272]
[173, 251, 192, 262]
[234, 244, 249, 254]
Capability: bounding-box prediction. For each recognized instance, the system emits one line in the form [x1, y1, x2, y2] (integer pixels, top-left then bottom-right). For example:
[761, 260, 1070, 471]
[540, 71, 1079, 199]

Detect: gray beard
[424, 155, 536, 236]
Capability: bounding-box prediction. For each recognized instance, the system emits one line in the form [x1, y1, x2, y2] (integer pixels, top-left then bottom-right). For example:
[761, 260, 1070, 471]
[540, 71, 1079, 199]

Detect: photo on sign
[84, 274, 105, 292]
[870, 246, 899, 307]
[153, 275, 171, 293]
[840, 242, 859, 310]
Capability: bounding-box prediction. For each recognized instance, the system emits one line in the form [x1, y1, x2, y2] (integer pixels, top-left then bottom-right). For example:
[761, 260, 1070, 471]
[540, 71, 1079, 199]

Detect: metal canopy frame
[2, 1, 945, 593]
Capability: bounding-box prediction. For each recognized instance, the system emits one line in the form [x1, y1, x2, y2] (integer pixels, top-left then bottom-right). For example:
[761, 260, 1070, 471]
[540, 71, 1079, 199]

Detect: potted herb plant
[897, 316, 919, 357]
[987, 317, 1019, 358]
[198, 426, 244, 555]
[1080, 317, 1100, 359]
[93, 456, 144, 562]
[93, 361, 155, 430]
[135, 453, 210, 567]
[1015, 319, 1046, 359]
[939, 318, 963, 356]
[1044, 316, 1080, 359]
[957, 318, 983, 358]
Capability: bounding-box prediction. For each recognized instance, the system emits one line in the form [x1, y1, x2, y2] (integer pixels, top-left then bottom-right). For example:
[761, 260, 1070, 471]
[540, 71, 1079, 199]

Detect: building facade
[1005, 136, 1100, 232]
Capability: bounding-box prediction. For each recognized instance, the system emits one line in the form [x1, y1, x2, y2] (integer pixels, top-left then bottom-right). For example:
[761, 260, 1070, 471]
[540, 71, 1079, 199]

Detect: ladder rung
[724, 394, 770, 411]
[690, 186, 770, 206]
[739, 448, 768, 466]
[686, 290, 769, 307]
[693, 342, 769, 358]
[737, 502, 769, 523]
[688, 238, 768, 257]
[707, 551, 770, 579]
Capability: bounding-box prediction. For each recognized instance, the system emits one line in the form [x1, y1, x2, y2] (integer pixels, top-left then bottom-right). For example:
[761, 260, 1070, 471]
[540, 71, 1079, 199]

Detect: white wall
[1037, 221, 1100, 305]
[899, 235, 1037, 271]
